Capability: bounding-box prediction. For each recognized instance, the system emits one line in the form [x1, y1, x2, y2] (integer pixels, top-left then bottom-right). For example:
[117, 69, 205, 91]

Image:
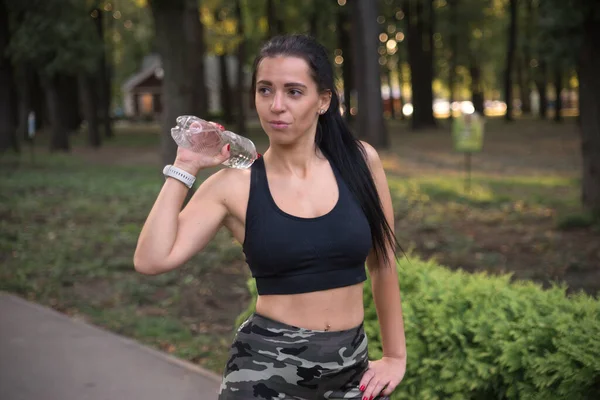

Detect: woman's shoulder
[358, 140, 383, 169]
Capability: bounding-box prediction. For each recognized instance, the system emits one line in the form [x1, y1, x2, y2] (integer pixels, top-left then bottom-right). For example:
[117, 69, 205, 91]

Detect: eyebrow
[256, 80, 308, 89]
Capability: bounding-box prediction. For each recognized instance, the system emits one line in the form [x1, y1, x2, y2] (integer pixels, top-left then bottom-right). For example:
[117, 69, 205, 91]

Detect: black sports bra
[242, 156, 372, 295]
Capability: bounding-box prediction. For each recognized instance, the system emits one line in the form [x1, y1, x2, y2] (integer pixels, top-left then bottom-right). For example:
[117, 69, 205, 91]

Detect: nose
[270, 92, 285, 113]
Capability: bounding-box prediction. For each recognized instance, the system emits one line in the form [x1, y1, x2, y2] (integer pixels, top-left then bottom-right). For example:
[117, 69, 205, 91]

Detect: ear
[318, 90, 332, 113]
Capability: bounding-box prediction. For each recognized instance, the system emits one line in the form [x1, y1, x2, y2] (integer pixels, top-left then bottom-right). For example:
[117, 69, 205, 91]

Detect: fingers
[362, 379, 387, 400]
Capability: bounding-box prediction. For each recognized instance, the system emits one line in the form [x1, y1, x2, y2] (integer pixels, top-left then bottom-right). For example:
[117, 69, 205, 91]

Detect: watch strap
[163, 165, 196, 188]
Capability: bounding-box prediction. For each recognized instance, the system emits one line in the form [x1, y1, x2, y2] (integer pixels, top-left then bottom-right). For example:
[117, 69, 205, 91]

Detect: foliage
[536, 0, 600, 64]
[238, 255, 600, 399]
[6, 0, 104, 77]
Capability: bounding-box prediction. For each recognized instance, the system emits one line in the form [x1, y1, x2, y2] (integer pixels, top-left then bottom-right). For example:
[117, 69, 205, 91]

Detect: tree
[404, 0, 436, 130]
[504, 0, 517, 121]
[538, 0, 600, 215]
[353, 0, 388, 147]
[0, 0, 19, 153]
[92, 6, 113, 139]
[234, 0, 247, 136]
[148, 0, 208, 165]
[6, 0, 104, 151]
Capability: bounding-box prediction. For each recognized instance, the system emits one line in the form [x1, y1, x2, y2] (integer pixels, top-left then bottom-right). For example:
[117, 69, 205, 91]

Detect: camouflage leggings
[218, 313, 386, 400]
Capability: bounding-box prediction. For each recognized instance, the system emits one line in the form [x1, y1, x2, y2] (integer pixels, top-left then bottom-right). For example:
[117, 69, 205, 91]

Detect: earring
[319, 109, 325, 115]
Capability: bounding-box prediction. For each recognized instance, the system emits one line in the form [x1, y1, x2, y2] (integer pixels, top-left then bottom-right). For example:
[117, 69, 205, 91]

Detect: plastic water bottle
[170, 115, 258, 169]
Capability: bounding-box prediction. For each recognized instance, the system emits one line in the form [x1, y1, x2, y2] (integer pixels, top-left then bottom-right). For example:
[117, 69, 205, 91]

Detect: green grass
[0, 149, 247, 374]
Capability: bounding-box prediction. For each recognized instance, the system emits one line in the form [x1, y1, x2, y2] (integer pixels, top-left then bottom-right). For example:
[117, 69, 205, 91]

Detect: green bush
[236, 257, 600, 400]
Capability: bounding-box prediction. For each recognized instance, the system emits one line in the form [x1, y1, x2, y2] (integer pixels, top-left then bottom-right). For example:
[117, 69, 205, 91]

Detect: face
[254, 56, 331, 145]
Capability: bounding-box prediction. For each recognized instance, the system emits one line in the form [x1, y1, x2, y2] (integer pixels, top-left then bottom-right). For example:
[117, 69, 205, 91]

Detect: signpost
[452, 112, 484, 193]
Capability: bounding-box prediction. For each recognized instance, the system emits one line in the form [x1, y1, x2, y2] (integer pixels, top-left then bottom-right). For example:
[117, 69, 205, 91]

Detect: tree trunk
[150, 0, 207, 166]
[535, 61, 548, 119]
[386, 67, 395, 119]
[396, 60, 406, 120]
[353, 0, 387, 147]
[0, 0, 19, 153]
[219, 54, 233, 123]
[448, 0, 458, 121]
[554, 67, 562, 123]
[43, 75, 70, 152]
[405, 0, 436, 130]
[578, 19, 600, 215]
[234, 0, 247, 136]
[57, 74, 82, 133]
[310, 1, 319, 38]
[94, 7, 113, 139]
[518, 55, 532, 115]
[504, 0, 517, 121]
[267, 0, 278, 38]
[338, 5, 353, 123]
[470, 60, 484, 114]
[351, 0, 364, 134]
[77, 73, 101, 148]
[521, 0, 534, 115]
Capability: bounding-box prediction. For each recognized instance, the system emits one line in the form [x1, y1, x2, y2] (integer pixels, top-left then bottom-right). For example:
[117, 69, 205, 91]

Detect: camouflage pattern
[218, 313, 385, 400]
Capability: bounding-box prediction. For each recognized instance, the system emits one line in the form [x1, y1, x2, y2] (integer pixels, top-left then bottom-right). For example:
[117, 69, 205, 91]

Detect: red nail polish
[227, 144, 230, 151]
[359, 385, 365, 391]
[370, 396, 374, 400]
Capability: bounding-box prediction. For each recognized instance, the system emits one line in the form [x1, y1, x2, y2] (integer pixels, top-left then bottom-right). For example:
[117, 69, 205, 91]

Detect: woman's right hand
[173, 122, 231, 175]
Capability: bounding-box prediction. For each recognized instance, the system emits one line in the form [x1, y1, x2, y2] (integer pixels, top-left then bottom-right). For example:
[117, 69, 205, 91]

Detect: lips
[268, 120, 290, 129]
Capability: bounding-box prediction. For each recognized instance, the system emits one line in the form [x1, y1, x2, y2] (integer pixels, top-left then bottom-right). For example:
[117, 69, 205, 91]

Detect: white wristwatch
[163, 165, 196, 188]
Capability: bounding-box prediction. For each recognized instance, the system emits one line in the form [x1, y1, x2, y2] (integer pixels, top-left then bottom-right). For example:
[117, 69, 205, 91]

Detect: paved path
[0, 292, 222, 400]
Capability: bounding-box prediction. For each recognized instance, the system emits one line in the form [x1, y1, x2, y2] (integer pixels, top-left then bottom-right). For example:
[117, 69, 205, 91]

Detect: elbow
[133, 253, 164, 275]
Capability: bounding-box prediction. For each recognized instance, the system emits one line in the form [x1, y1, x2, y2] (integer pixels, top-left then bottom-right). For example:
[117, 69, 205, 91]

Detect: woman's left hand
[358, 356, 406, 400]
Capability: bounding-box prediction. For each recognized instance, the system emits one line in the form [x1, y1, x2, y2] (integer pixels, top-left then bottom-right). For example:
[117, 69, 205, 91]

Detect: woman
[134, 34, 406, 400]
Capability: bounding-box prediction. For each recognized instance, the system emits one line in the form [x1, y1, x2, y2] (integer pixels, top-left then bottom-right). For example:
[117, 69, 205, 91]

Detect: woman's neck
[264, 134, 325, 178]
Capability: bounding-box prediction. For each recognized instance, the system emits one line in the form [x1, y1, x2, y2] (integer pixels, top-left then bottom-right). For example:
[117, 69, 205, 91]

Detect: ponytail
[317, 93, 400, 268]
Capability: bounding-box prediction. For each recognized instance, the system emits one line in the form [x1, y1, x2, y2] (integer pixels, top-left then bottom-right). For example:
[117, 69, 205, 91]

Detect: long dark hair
[251, 34, 400, 269]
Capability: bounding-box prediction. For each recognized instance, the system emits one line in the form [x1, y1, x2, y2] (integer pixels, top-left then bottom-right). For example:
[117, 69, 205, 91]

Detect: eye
[257, 87, 271, 95]
[288, 89, 303, 97]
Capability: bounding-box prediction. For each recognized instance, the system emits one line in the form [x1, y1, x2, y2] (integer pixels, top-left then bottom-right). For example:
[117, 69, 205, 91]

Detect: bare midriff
[254, 282, 365, 332]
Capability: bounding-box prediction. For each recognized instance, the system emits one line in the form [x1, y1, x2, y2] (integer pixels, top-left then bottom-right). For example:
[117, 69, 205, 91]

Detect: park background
[1, 0, 599, 398]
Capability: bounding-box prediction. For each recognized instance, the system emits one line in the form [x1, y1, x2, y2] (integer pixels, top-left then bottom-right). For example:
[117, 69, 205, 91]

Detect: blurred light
[330, 24, 337, 32]
[395, 10, 404, 20]
[386, 39, 397, 51]
[219, 10, 227, 19]
[350, 107, 357, 116]
[461, 101, 475, 114]
[379, 56, 387, 65]
[334, 48, 342, 56]
[387, 24, 396, 34]
[113, 11, 121, 19]
[104, 3, 112, 11]
[91, 10, 99, 18]
[113, 31, 121, 42]
[473, 29, 482, 39]
[378, 46, 387, 55]
[395, 32, 405, 42]
[335, 55, 344, 65]
[402, 103, 414, 116]
[530, 59, 539, 68]
[124, 20, 133, 29]
[436, 0, 447, 7]
[338, 0, 347, 5]
[379, 33, 388, 42]
[154, 68, 164, 79]
[387, 46, 397, 55]
[434, 33, 442, 41]
[377, 16, 386, 24]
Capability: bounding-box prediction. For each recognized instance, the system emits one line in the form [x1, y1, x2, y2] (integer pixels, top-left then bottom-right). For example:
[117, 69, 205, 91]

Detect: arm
[360, 141, 407, 397]
[133, 166, 230, 275]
